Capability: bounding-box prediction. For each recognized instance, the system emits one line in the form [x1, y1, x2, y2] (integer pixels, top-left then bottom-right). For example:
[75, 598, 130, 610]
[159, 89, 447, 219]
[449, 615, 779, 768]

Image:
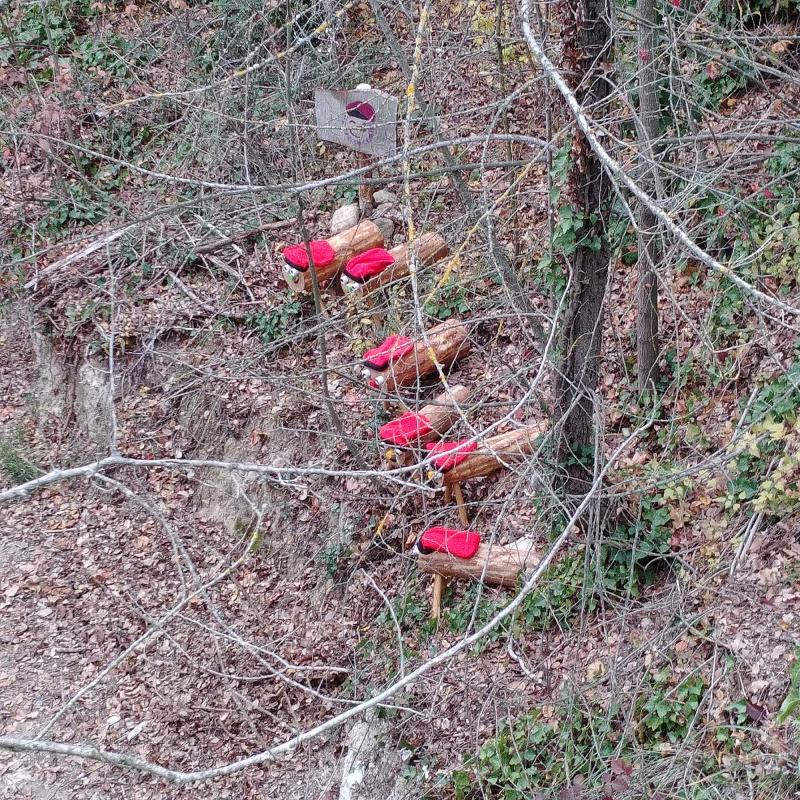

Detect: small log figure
[361, 320, 471, 393]
[379, 385, 471, 449]
[428, 423, 546, 525]
[282, 220, 384, 293]
[416, 535, 540, 589]
[413, 527, 482, 617]
[340, 232, 448, 294]
[432, 424, 546, 487]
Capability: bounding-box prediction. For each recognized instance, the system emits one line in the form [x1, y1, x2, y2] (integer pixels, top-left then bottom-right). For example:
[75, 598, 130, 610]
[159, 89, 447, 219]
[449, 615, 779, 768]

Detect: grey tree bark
[636, 0, 662, 392]
[553, 0, 614, 492]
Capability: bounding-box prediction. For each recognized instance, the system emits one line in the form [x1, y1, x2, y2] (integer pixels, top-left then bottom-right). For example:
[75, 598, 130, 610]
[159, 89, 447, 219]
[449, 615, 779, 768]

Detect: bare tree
[552, 0, 614, 492]
[635, 0, 662, 392]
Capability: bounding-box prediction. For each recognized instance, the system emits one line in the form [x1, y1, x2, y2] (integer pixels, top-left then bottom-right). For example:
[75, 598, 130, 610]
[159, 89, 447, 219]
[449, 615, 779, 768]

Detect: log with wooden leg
[378, 385, 471, 453]
[416, 535, 540, 588]
[426, 424, 546, 526]
[431, 575, 444, 621]
[427, 423, 547, 487]
[452, 481, 469, 525]
[340, 232, 449, 295]
[412, 527, 481, 618]
[282, 220, 384, 293]
[360, 320, 471, 395]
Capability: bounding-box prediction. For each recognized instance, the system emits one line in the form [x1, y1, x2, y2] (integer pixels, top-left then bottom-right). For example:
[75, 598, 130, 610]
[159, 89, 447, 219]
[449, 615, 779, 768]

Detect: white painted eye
[283, 264, 299, 278]
[360, 367, 371, 380]
[375, 375, 385, 386]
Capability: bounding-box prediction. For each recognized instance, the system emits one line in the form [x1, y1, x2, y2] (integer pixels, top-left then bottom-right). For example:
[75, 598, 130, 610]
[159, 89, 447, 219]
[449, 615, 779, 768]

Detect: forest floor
[1, 301, 798, 796]
[2, 0, 800, 798]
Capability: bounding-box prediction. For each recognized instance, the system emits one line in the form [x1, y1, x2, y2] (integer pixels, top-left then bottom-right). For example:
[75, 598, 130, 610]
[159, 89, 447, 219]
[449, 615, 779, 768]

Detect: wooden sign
[314, 86, 397, 157]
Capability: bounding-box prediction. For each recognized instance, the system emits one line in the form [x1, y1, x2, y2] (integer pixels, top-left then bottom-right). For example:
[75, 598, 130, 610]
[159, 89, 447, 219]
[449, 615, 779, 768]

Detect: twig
[193, 219, 294, 256]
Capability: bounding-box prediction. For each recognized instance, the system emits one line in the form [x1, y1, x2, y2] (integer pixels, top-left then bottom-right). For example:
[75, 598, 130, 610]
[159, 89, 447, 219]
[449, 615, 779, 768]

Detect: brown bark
[417, 538, 539, 587]
[374, 320, 471, 392]
[553, 0, 613, 492]
[636, 0, 662, 392]
[285, 220, 384, 293]
[358, 153, 375, 215]
[441, 423, 546, 486]
[420, 384, 471, 436]
[354, 232, 449, 293]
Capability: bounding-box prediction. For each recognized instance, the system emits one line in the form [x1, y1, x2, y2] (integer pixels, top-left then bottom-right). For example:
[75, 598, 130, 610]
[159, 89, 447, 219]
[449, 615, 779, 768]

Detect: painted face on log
[283, 262, 300, 279]
[341, 274, 360, 293]
[344, 100, 377, 145]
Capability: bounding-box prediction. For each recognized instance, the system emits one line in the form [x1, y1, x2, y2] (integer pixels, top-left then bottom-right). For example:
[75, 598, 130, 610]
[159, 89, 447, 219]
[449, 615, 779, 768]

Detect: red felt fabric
[425, 439, 478, 471]
[282, 240, 336, 272]
[362, 335, 415, 370]
[343, 248, 395, 282]
[418, 527, 481, 560]
[346, 100, 376, 121]
[379, 413, 433, 447]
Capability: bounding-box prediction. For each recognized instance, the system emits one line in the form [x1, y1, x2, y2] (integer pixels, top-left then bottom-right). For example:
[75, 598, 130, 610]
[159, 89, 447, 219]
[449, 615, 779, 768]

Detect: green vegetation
[521, 550, 584, 631]
[423, 281, 471, 321]
[320, 541, 352, 578]
[469, 696, 621, 799]
[246, 301, 303, 344]
[0, 0, 95, 70]
[444, 584, 511, 651]
[0, 433, 41, 485]
[776, 647, 800, 724]
[457, 667, 779, 799]
[639, 670, 706, 744]
[722, 360, 800, 515]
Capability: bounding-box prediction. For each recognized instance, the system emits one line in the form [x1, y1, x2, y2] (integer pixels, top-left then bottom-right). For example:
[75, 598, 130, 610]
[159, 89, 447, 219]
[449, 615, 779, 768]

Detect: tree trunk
[554, 0, 614, 493]
[636, 0, 662, 392]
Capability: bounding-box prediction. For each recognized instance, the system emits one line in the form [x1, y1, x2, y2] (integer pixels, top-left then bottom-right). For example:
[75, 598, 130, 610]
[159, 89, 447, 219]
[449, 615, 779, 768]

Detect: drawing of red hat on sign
[345, 99, 377, 145]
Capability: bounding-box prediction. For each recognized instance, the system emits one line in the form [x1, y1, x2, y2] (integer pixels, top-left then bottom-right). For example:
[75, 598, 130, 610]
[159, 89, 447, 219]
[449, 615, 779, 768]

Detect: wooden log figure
[413, 527, 481, 617]
[360, 320, 471, 393]
[340, 232, 448, 294]
[282, 220, 384, 293]
[378, 385, 471, 449]
[427, 423, 546, 525]
[428, 423, 546, 487]
[414, 529, 539, 589]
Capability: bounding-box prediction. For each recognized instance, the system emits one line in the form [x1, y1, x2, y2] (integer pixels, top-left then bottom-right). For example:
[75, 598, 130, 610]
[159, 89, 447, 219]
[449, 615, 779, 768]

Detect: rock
[370, 201, 399, 241]
[338, 712, 411, 800]
[373, 202, 395, 218]
[372, 189, 397, 205]
[74, 360, 115, 454]
[331, 204, 360, 235]
[372, 216, 394, 241]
